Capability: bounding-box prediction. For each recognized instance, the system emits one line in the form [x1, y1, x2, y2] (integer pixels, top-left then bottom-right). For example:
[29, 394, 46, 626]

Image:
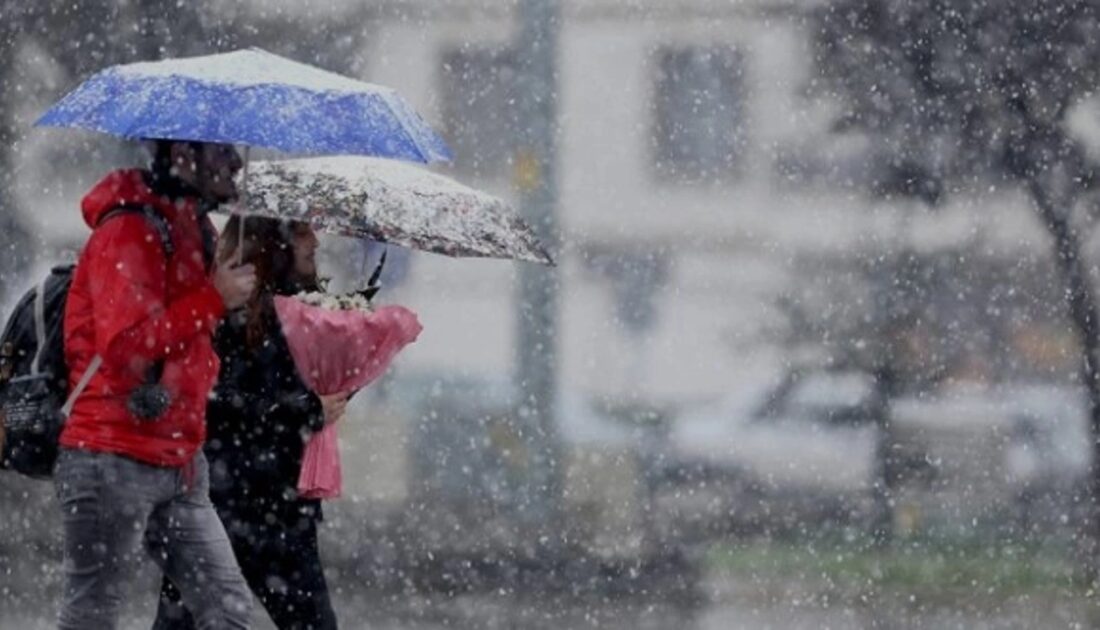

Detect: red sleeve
[85, 215, 225, 377]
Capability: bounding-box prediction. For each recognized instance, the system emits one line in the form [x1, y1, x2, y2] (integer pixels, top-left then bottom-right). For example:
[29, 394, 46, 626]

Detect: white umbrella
[240, 156, 553, 266]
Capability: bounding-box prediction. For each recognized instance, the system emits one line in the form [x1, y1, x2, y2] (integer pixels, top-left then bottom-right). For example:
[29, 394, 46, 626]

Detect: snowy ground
[2, 565, 1096, 630]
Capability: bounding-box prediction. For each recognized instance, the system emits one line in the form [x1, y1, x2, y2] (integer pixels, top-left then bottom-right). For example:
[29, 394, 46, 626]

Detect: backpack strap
[98, 205, 175, 258]
[29, 276, 47, 376]
[59, 207, 174, 416]
[61, 355, 102, 418]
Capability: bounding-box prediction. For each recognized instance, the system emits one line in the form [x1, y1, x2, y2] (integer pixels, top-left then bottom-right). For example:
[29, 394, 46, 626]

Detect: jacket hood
[81, 169, 172, 228]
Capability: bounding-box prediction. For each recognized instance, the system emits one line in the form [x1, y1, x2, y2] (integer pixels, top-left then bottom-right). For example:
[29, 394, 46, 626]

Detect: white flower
[295, 290, 374, 313]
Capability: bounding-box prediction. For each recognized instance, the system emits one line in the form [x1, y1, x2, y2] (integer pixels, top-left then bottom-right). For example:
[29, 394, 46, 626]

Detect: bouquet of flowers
[275, 289, 421, 499]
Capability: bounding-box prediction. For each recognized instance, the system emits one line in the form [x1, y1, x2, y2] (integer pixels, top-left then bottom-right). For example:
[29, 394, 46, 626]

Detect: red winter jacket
[61, 169, 226, 467]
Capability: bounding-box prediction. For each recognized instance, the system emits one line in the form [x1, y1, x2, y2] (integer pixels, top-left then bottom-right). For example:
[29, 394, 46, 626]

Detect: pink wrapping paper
[274, 296, 422, 499]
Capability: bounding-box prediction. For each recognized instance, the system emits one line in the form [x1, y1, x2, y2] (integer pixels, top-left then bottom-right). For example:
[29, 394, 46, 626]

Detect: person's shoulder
[214, 311, 248, 341]
[85, 210, 164, 261]
[93, 209, 161, 238]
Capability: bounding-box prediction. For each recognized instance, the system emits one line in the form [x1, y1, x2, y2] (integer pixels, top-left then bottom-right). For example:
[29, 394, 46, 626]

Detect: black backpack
[0, 206, 174, 479]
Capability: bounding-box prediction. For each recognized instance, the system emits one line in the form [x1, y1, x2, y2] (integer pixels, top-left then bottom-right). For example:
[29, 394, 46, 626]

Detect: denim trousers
[54, 447, 253, 629]
[154, 511, 338, 630]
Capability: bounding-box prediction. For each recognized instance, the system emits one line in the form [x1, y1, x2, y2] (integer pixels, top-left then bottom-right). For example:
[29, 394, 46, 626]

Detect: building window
[653, 46, 747, 183]
[439, 46, 518, 179]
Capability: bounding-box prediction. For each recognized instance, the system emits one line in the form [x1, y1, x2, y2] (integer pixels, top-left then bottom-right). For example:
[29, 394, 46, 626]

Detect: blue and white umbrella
[35, 48, 450, 163]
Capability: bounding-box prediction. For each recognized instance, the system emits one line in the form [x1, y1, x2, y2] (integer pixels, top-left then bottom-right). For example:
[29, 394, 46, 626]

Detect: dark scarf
[143, 169, 218, 271]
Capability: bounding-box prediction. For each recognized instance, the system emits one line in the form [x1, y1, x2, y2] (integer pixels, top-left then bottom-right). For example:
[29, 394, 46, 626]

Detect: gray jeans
[54, 447, 253, 630]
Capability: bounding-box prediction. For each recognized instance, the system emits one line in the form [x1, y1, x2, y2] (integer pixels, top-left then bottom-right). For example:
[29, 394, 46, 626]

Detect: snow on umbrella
[35, 47, 450, 163]
[243, 155, 555, 265]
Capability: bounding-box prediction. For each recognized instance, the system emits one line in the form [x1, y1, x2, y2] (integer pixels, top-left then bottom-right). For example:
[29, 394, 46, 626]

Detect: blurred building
[348, 0, 1073, 407]
[335, 0, 1091, 542]
[13, 0, 1077, 403]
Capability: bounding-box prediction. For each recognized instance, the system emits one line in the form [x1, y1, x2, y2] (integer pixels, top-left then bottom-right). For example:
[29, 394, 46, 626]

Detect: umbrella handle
[368, 248, 387, 288]
[235, 146, 251, 266]
[356, 246, 387, 302]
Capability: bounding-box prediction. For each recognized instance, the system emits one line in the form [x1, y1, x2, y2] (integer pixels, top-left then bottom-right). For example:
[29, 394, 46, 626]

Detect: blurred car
[888, 383, 1089, 533]
[890, 383, 1089, 483]
[663, 371, 1092, 539]
[668, 367, 879, 494]
[657, 366, 881, 538]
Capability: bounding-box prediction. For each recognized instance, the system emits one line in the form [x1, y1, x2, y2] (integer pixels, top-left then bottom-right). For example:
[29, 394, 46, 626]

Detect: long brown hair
[218, 216, 320, 348]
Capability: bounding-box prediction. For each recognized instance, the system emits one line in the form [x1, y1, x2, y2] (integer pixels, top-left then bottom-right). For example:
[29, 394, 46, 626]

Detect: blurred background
[4, 0, 1100, 628]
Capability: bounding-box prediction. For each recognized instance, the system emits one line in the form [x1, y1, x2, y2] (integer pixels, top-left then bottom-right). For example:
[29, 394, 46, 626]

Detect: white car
[669, 368, 879, 495]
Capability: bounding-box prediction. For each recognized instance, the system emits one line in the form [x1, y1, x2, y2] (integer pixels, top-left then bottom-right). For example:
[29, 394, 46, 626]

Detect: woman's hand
[319, 392, 351, 426]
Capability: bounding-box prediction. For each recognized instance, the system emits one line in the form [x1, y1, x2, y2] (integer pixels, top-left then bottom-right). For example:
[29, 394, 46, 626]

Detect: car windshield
[766, 372, 876, 425]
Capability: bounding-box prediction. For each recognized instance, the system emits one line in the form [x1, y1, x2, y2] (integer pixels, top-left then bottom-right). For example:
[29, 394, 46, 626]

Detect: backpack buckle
[0, 342, 12, 383]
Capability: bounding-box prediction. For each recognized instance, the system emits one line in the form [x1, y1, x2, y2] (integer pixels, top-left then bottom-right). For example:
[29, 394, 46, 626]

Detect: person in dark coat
[153, 215, 349, 630]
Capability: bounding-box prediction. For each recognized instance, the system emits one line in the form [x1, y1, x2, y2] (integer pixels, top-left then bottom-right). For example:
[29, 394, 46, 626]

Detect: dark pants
[154, 508, 337, 630]
[54, 448, 252, 630]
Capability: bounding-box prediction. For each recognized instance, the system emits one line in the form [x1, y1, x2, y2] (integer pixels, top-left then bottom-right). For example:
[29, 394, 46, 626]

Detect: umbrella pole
[236, 146, 251, 265]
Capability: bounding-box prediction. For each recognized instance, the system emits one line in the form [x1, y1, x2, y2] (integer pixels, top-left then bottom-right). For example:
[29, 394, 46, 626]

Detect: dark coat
[204, 297, 325, 524]
[155, 295, 338, 630]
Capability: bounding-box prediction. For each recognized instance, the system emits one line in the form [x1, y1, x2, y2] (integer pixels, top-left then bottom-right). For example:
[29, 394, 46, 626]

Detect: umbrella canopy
[35, 48, 450, 163]
[241, 156, 553, 266]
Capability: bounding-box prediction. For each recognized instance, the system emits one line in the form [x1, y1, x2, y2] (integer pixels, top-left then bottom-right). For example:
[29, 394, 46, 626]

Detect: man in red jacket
[56, 140, 257, 630]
